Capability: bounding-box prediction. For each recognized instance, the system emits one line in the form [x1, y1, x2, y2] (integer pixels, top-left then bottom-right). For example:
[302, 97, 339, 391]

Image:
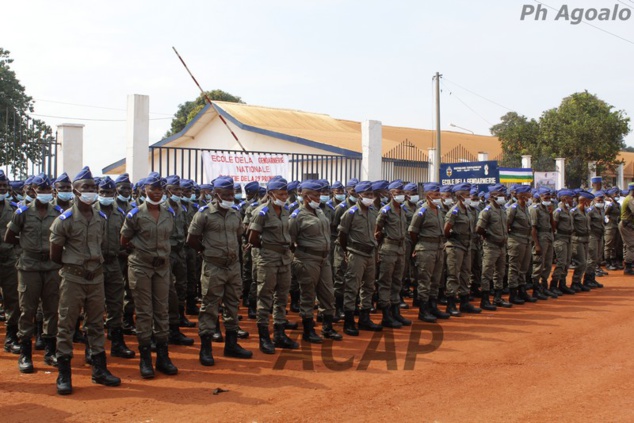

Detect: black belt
[23, 250, 50, 261]
[296, 246, 330, 258]
[63, 264, 103, 281]
[204, 256, 237, 268]
[261, 243, 289, 254]
[134, 251, 167, 267]
[510, 231, 531, 237]
[537, 228, 552, 233]
[449, 233, 470, 240]
[350, 241, 375, 254]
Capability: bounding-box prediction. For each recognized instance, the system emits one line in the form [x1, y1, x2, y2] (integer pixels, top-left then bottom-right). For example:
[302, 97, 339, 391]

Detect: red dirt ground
[2, 271, 634, 423]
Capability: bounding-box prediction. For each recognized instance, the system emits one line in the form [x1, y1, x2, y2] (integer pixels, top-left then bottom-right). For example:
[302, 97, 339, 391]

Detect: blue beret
[345, 178, 359, 188]
[32, 173, 52, 189]
[478, 191, 485, 197]
[557, 189, 573, 198]
[199, 183, 213, 190]
[537, 187, 551, 196]
[99, 176, 116, 190]
[300, 179, 327, 191]
[509, 184, 521, 192]
[488, 183, 507, 193]
[267, 177, 288, 191]
[605, 187, 619, 196]
[180, 179, 194, 190]
[258, 186, 266, 195]
[25, 176, 34, 186]
[234, 183, 242, 191]
[332, 181, 344, 190]
[622, 189, 629, 196]
[115, 173, 130, 185]
[484, 192, 490, 200]
[93, 177, 102, 186]
[515, 185, 531, 194]
[214, 176, 234, 190]
[452, 183, 471, 193]
[440, 185, 452, 193]
[10, 180, 23, 191]
[469, 187, 478, 196]
[54, 172, 70, 184]
[628, 182, 634, 191]
[591, 177, 602, 184]
[594, 190, 605, 197]
[165, 175, 180, 186]
[388, 180, 403, 190]
[578, 190, 595, 200]
[244, 181, 260, 194]
[404, 182, 418, 192]
[287, 181, 299, 192]
[355, 181, 373, 193]
[318, 179, 330, 189]
[423, 183, 440, 192]
[372, 180, 389, 191]
[73, 166, 94, 182]
[143, 172, 163, 187]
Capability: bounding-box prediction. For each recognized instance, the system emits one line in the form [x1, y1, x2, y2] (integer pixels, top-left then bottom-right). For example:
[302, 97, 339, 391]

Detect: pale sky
[2, 0, 633, 174]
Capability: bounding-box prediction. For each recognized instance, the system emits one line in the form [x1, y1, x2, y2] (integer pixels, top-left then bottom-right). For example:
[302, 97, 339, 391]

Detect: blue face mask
[297, 195, 303, 203]
[36, 193, 53, 204]
[349, 195, 357, 202]
[25, 195, 34, 203]
[335, 194, 346, 202]
[98, 196, 114, 206]
[170, 194, 181, 203]
[235, 193, 243, 201]
[117, 194, 130, 202]
[161, 194, 167, 203]
[320, 195, 330, 203]
[0, 193, 6, 201]
[191, 194, 197, 201]
[140, 195, 146, 203]
[57, 192, 74, 202]
[205, 194, 211, 201]
[16, 194, 24, 201]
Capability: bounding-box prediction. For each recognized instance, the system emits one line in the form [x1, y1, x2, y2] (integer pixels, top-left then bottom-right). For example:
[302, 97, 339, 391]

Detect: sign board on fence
[202, 151, 290, 184]
[534, 171, 559, 191]
[439, 160, 499, 192]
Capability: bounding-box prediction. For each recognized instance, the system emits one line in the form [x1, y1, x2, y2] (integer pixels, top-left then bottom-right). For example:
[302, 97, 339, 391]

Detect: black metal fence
[382, 140, 429, 183]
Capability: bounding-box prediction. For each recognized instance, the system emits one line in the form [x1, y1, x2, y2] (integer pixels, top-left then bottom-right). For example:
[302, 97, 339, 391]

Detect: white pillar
[428, 148, 437, 183]
[587, 161, 597, 187]
[361, 120, 382, 181]
[477, 152, 488, 162]
[617, 163, 625, 189]
[126, 94, 150, 182]
[555, 157, 565, 190]
[521, 155, 532, 169]
[56, 123, 84, 179]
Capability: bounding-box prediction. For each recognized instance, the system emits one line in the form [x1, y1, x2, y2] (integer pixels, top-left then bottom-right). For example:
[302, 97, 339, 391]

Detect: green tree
[540, 91, 629, 187]
[0, 48, 54, 178]
[490, 112, 540, 167]
[164, 89, 244, 138]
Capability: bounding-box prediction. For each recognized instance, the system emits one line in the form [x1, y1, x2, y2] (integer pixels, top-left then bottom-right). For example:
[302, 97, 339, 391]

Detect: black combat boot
[35, 319, 45, 350]
[445, 296, 462, 317]
[4, 325, 20, 354]
[236, 327, 249, 339]
[258, 324, 276, 354]
[321, 315, 343, 340]
[380, 306, 402, 329]
[18, 339, 34, 373]
[550, 279, 563, 296]
[570, 280, 582, 292]
[169, 325, 194, 346]
[91, 351, 121, 386]
[542, 280, 558, 298]
[247, 298, 257, 319]
[334, 295, 344, 323]
[186, 294, 199, 315]
[343, 311, 359, 336]
[358, 309, 383, 332]
[273, 323, 299, 349]
[583, 273, 598, 289]
[625, 262, 634, 275]
[494, 290, 512, 308]
[558, 278, 576, 295]
[578, 276, 592, 291]
[155, 342, 178, 375]
[178, 305, 195, 328]
[479, 291, 497, 311]
[532, 280, 548, 300]
[607, 259, 618, 271]
[224, 330, 253, 359]
[301, 318, 323, 343]
[122, 312, 136, 335]
[592, 273, 604, 288]
[56, 355, 72, 395]
[110, 327, 135, 359]
[459, 295, 482, 314]
[199, 334, 215, 366]
[284, 319, 299, 330]
[428, 297, 450, 319]
[139, 344, 155, 379]
[391, 304, 412, 326]
[418, 302, 437, 323]
[43, 337, 58, 367]
[290, 290, 300, 313]
[519, 285, 537, 302]
[509, 288, 525, 305]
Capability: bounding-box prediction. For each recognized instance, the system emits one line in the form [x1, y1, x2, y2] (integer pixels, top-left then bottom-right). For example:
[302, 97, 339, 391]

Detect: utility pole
[434, 72, 442, 182]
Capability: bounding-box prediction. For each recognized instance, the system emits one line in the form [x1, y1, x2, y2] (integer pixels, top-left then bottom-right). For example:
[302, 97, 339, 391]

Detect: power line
[441, 81, 494, 126]
[30, 113, 171, 122]
[534, 0, 634, 46]
[442, 78, 514, 112]
[34, 99, 173, 116]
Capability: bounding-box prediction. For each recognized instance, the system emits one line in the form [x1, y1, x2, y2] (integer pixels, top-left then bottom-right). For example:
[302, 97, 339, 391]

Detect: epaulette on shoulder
[231, 205, 240, 211]
[98, 210, 107, 220]
[587, 206, 594, 212]
[417, 207, 427, 216]
[259, 206, 269, 216]
[290, 208, 301, 218]
[337, 202, 348, 210]
[181, 204, 188, 213]
[130, 201, 138, 209]
[555, 208, 562, 213]
[327, 202, 335, 210]
[59, 209, 73, 221]
[167, 207, 176, 217]
[511, 204, 518, 209]
[452, 208, 458, 215]
[9, 201, 17, 208]
[15, 205, 29, 215]
[54, 205, 64, 214]
[126, 207, 140, 219]
[484, 206, 491, 211]
[571, 207, 578, 212]
[239, 200, 247, 208]
[532, 204, 539, 208]
[381, 205, 391, 214]
[348, 206, 358, 214]
[117, 207, 126, 215]
[198, 205, 209, 213]
[251, 201, 259, 208]
[192, 202, 199, 209]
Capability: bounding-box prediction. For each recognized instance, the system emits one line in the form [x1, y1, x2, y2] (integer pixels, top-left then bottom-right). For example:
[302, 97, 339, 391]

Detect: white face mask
[380, 197, 388, 203]
[409, 195, 420, 203]
[37, 193, 53, 204]
[0, 193, 6, 201]
[79, 192, 98, 205]
[594, 202, 605, 208]
[527, 199, 534, 206]
[297, 195, 303, 203]
[145, 196, 165, 205]
[496, 196, 506, 205]
[98, 196, 114, 206]
[218, 199, 234, 209]
[361, 197, 374, 207]
[349, 195, 358, 202]
[393, 195, 405, 204]
[272, 196, 285, 207]
[541, 200, 552, 207]
[471, 200, 480, 208]
[309, 200, 321, 209]
[432, 198, 442, 206]
[443, 198, 453, 206]
[319, 195, 330, 204]
[463, 198, 472, 206]
[117, 194, 130, 202]
[335, 194, 346, 201]
[615, 197, 622, 202]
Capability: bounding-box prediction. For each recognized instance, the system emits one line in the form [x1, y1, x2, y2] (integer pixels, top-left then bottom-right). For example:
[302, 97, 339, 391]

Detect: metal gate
[381, 139, 430, 183]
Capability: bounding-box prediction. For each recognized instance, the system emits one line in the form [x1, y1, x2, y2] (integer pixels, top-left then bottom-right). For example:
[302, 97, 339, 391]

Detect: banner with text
[440, 160, 499, 192]
[534, 171, 559, 191]
[202, 151, 290, 184]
